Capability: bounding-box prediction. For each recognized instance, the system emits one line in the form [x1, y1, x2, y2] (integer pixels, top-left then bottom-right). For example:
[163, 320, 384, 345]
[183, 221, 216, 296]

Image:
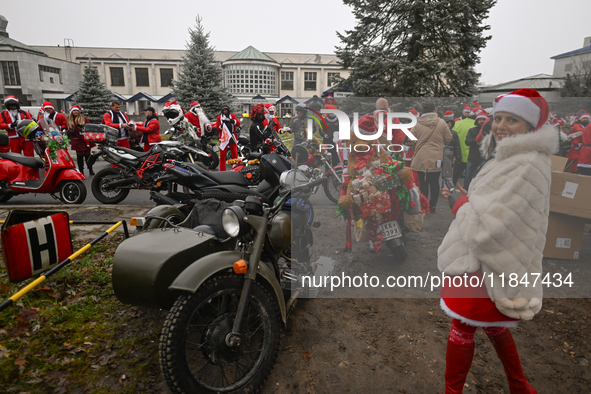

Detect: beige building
[32, 44, 350, 115]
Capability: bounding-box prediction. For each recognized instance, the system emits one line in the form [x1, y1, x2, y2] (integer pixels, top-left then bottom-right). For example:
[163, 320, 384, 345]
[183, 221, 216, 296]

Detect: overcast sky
[3, 0, 589, 86]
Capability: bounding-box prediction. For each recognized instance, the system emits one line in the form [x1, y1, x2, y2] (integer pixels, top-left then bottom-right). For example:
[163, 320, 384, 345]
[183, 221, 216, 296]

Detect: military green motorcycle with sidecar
[112, 172, 325, 394]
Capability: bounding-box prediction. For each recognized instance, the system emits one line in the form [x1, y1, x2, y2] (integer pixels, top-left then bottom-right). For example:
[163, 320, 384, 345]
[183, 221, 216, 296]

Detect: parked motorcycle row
[0, 118, 411, 394]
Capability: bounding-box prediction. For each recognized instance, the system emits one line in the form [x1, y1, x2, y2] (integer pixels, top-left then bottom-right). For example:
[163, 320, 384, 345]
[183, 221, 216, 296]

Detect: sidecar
[112, 228, 236, 309]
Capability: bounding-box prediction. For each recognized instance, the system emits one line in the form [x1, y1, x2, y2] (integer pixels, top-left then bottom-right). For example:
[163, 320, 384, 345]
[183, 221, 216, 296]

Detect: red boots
[444, 328, 537, 394]
[488, 329, 538, 394]
[444, 341, 475, 393]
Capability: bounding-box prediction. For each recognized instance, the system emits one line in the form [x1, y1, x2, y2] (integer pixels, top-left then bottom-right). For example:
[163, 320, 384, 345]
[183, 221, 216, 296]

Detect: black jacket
[249, 120, 270, 150]
[466, 126, 483, 165]
[449, 129, 462, 163]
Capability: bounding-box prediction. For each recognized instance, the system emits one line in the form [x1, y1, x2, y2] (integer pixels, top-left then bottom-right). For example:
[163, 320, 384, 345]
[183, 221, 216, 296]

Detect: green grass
[0, 234, 163, 393]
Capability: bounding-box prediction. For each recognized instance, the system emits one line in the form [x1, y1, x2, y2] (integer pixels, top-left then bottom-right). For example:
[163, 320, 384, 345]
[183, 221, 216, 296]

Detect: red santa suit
[577, 123, 591, 171]
[216, 111, 240, 171]
[134, 115, 161, 152]
[103, 110, 131, 148]
[0, 109, 34, 156]
[566, 122, 585, 172]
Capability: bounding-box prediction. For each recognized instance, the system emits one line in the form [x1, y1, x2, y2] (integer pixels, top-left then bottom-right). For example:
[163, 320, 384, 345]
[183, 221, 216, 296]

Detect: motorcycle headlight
[222, 206, 247, 238]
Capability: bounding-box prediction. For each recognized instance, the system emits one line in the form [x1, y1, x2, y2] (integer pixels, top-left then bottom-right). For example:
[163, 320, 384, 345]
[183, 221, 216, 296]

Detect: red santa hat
[475, 109, 488, 120]
[492, 88, 549, 131]
[70, 105, 83, 114]
[408, 108, 419, 117]
[190, 101, 200, 109]
[165, 101, 183, 111]
[461, 103, 470, 112]
[472, 101, 480, 107]
[42, 101, 54, 110]
[471, 106, 481, 115]
[454, 117, 462, 122]
[578, 110, 590, 120]
[443, 110, 454, 118]
[264, 103, 276, 113]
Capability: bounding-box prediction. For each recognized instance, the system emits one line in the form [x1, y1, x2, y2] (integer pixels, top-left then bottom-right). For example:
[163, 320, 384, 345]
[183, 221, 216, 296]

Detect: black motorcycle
[85, 126, 192, 204]
[136, 151, 294, 230]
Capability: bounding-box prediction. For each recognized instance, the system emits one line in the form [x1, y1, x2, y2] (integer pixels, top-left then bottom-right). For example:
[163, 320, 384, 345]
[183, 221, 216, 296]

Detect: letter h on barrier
[27, 223, 58, 272]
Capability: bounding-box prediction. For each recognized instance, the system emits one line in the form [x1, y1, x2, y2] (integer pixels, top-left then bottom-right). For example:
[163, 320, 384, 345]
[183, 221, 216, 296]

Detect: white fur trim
[440, 299, 519, 328]
[493, 95, 540, 129]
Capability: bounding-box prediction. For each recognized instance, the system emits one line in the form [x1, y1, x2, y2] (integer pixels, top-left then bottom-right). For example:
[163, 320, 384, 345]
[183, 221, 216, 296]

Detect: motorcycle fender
[53, 169, 85, 188]
[143, 205, 190, 229]
[169, 250, 287, 324]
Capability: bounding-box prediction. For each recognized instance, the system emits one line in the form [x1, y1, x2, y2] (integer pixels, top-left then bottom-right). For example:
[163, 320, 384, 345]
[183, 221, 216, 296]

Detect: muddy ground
[2, 204, 591, 393]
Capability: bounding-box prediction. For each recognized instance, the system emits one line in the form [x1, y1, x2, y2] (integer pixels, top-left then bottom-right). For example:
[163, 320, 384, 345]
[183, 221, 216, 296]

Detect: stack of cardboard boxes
[543, 156, 591, 260]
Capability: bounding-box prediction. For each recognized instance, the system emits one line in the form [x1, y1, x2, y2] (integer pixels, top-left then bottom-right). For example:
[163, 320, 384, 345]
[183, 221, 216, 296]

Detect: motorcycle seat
[113, 147, 154, 160]
[0, 153, 44, 169]
[246, 152, 263, 160]
[205, 170, 250, 186]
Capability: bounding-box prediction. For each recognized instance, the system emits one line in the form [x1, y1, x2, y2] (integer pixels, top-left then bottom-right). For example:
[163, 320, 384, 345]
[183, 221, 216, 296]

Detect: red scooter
[0, 118, 87, 204]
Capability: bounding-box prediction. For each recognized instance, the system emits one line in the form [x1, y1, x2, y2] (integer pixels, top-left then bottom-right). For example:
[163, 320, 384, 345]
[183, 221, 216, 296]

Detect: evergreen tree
[336, 0, 496, 97]
[173, 16, 228, 120]
[75, 62, 113, 123]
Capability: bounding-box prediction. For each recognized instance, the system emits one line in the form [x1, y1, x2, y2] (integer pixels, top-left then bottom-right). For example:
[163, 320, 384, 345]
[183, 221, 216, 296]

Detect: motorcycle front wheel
[323, 167, 343, 204]
[91, 168, 130, 204]
[160, 273, 282, 394]
[204, 146, 219, 170]
[59, 180, 87, 204]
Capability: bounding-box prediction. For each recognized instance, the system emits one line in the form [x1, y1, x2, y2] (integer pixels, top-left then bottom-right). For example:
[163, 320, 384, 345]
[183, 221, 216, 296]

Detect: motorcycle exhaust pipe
[105, 177, 137, 188]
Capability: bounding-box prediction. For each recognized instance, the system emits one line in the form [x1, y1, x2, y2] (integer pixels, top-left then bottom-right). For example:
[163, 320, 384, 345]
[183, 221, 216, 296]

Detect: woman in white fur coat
[438, 89, 557, 394]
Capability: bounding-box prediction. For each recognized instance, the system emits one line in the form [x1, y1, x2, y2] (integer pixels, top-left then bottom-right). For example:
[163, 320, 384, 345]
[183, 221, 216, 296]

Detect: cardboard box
[550, 155, 569, 172]
[549, 171, 591, 219]
[543, 212, 586, 260]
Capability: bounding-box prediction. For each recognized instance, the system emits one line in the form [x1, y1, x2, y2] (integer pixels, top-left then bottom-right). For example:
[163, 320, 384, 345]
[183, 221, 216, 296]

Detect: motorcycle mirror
[164, 130, 171, 135]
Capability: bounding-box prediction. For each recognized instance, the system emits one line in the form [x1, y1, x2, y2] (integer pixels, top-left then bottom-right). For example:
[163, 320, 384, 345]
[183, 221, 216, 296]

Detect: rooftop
[479, 73, 564, 92]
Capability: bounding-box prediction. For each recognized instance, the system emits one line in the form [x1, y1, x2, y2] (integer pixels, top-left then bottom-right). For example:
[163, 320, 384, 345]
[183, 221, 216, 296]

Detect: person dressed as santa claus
[41, 101, 68, 131]
[0, 96, 34, 156]
[440, 88, 556, 394]
[184, 101, 212, 137]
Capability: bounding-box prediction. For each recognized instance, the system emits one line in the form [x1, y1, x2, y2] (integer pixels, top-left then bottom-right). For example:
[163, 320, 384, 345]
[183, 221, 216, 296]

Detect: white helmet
[163, 101, 184, 126]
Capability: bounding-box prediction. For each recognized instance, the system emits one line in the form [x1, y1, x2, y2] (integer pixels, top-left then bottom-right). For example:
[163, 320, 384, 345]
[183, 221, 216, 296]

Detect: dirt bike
[112, 175, 326, 394]
[86, 126, 195, 204]
[0, 118, 86, 204]
[292, 138, 342, 204]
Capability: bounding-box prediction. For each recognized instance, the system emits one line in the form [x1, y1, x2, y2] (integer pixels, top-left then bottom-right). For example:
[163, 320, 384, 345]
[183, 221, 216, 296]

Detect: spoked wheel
[324, 167, 342, 204]
[160, 273, 281, 394]
[59, 180, 87, 204]
[91, 168, 130, 204]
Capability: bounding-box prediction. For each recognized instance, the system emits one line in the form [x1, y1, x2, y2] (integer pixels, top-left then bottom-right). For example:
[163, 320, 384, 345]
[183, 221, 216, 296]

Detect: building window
[281, 71, 294, 90]
[135, 68, 149, 87]
[160, 68, 174, 87]
[1, 61, 21, 86]
[224, 65, 277, 96]
[39, 65, 63, 84]
[565, 63, 572, 72]
[304, 72, 317, 91]
[280, 103, 293, 117]
[327, 72, 340, 87]
[110, 67, 125, 86]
